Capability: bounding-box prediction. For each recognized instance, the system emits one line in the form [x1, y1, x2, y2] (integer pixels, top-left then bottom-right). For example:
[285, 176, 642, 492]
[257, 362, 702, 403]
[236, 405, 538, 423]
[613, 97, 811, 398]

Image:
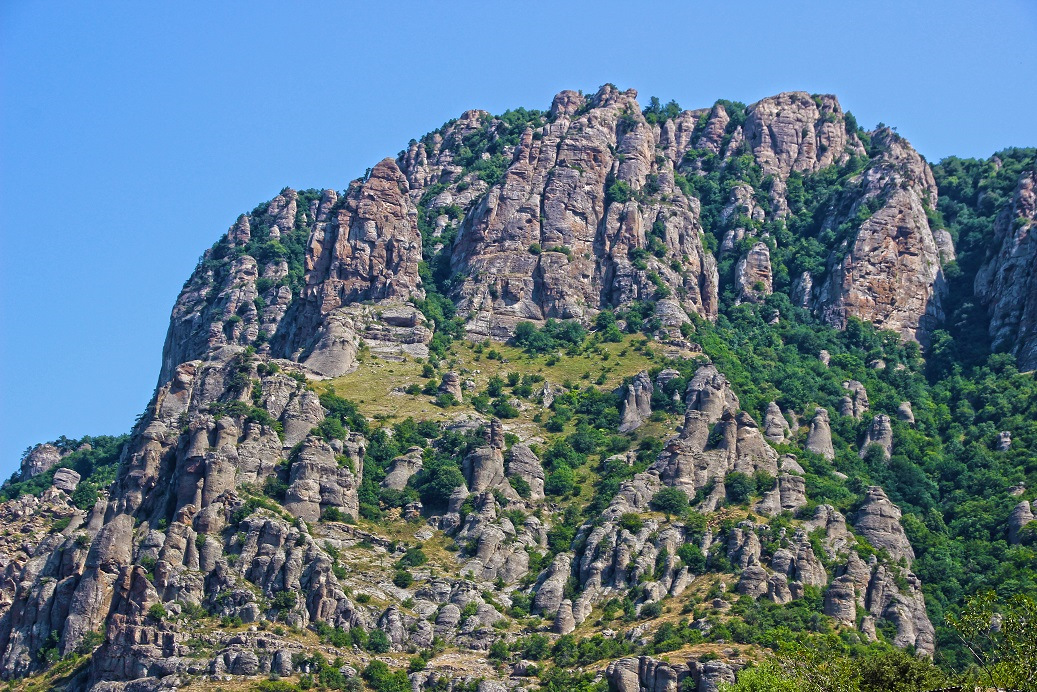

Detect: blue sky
[1, 0, 1035, 478]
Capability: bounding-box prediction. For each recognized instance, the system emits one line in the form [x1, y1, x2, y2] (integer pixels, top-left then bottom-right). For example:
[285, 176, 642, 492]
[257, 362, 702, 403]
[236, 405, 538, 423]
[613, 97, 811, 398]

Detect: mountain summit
[2, 86, 1035, 691]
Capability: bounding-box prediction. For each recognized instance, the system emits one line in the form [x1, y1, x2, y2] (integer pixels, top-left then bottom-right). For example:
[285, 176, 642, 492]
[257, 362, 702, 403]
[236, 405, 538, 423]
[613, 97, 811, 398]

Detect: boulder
[51, 468, 81, 493]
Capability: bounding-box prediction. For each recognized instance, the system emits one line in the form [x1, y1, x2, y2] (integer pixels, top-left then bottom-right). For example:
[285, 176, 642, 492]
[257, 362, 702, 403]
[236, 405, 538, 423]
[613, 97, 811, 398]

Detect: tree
[366, 628, 391, 654]
[724, 472, 755, 505]
[948, 591, 1037, 691]
[651, 487, 690, 518]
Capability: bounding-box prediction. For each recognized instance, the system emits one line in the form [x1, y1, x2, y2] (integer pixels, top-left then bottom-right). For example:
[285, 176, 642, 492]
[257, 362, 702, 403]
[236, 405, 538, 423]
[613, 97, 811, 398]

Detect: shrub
[651, 487, 689, 517]
[618, 513, 644, 534]
[393, 570, 414, 588]
[724, 472, 755, 505]
[395, 546, 428, 568]
[366, 628, 391, 654]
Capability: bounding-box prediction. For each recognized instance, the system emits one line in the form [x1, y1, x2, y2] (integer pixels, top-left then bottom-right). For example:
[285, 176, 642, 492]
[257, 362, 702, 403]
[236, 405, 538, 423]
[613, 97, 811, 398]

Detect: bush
[366, 628, 391, 654]
[147, 603, 167, 621]
[271, 590, 297, 612]
[395, 546, 428, 568]
[363, 660, 409, 692]
[724, 472, 755, 505]
[393, 570, 414, 588]
[412, 453, 464, 507]
[619, 513, 644, 533]
[651, 487, 689, 517]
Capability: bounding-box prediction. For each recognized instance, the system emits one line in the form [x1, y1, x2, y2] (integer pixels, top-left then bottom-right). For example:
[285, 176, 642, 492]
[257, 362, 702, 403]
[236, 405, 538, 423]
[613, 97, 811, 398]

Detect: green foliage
[412, 448, 465, 507]
[395, 546, 428, 568]
[366, 628, 391, 654]
[2, 434, 127, 505]
[513, 319, 587, 353]
[642, 96, 682, 125]
[947, 591, 1037, 690]
[363, 660, 409, 692]
[651, 487, 690, 517]
[724, 472, 756, 505]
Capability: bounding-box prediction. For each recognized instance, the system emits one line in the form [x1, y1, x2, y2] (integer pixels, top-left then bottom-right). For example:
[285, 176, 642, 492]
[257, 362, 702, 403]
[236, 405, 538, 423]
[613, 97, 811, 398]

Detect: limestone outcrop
[976, 166, 1037, 370]
[618, 371, 653, 433]
[805, 408, 835, 460]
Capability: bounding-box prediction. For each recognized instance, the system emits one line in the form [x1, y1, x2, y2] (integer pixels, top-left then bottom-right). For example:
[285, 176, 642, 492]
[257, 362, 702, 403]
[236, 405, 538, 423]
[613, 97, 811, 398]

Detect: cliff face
[814, 129, 947, 345]
[976, 165, 1037, 370]
[159, 159, 429, 385]
[2, 84, 1027, 690]
[159, 85, 951, 386]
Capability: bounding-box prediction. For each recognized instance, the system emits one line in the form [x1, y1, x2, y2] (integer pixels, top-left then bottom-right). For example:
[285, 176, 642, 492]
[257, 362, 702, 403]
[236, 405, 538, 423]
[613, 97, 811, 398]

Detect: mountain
[1, 85, 1034, 691]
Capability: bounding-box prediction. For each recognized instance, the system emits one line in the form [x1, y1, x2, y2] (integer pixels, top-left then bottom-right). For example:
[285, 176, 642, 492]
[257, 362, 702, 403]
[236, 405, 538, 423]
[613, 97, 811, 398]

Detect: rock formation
[860, 414, 893, 460]
[1009, 500, 1034, 544]
[618, 371, 653, 433]
[976, 166, 1037, 370]
[763, 402, 791, 443]
[805, 408, 835, 460]
[854, 486, 914, 564]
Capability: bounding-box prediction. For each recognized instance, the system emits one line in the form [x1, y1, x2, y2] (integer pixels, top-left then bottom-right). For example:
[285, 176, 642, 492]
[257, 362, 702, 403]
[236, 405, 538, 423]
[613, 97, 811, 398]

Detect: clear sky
[1, 0, 1035, 478]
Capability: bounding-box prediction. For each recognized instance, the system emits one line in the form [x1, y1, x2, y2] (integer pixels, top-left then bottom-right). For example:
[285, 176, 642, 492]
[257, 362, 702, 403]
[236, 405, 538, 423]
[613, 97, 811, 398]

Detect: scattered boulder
[51, 468, 81, 493]
[382, 447, 424, 490]
[998, 431, 1012, 451]
[439, 372, 463, 402]
[897, 401, 915, 424]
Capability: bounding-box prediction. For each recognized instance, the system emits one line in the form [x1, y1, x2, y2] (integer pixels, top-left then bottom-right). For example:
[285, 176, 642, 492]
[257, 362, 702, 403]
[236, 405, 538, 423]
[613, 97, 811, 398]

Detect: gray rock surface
[1009, 500, 1035, 544]
[854, 486, 914, 564]
[805, 408, 835, 460]
[860, 414, 893, 460]
[976, 166, 1037, 370]
[618, 371, 653, 433]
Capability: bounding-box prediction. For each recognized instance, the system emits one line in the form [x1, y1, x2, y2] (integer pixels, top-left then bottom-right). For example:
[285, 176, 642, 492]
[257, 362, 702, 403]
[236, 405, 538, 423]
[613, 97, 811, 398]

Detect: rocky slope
[1, 85, 1034, 691]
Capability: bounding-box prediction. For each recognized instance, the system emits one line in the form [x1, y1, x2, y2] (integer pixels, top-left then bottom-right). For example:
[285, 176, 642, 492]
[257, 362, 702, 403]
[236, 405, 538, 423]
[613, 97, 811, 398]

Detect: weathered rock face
[976, 166, 1037, 370]
[734, 242, 773, 303]
[506, 444, 545, 500]
[805, 408, 835, 460]
[763, 402, 791, 443]
[439, 372, 463, 402]
[0, 84, 971, 687]
[860, 414, 893, 460]
[618, 371, 653, 433]
[461, 420, 514, 498]
[744, 92, 866, 182]
[854, 486, 914, 564]
[813, 130, 949, 346]
[382, 447, 424, 491]
[840, 380, 869, 419]
[402, 86, 720, 339]
[19, 444, 63, 480]
[1009, 500, 1035, 544]
[159, 163, 430, 386]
